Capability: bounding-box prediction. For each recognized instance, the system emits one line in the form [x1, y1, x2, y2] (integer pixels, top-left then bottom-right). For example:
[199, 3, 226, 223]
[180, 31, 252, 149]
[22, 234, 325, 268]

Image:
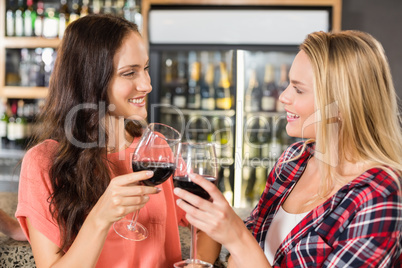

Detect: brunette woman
[16, 14, 218, 267]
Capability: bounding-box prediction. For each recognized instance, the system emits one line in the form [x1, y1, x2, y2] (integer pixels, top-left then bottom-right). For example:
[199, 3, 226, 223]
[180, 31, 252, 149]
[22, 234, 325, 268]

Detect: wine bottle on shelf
[7, 101, 17, 150]
[172, 54, 187, 109]
[24, 0, 36, 37]
[69, 0, 81, 23]
[160, 58, 173, 105]
[215, 62, 232, 110]
[43, 7, 59, 38]
[34, 0, 45, 37]
[58, 0, 70, 39]
[268, 118, 283, 159]
[15, 0, 25, 37]
[244, 69, 261, 113]
[0, 99, 9, 149]
[244, 117, 261, 159]
[219, 118, 233, 159]
[200, 63, 215, 110]
[187, 52, 201, 109]
[15, 100, 27, 149]
[259, 117, 271, 159]
[80, 0, 89, 17]
[19, 49, 31, 87]
[102, 0, 114, 14]
[276, 64, 289, 113]
[261, 64, 277, 112]
[6, 0, 16, 37]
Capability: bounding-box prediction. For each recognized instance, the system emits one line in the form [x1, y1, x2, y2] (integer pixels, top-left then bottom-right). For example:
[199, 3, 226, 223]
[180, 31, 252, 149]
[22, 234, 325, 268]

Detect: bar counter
[0, 192, 251, 267]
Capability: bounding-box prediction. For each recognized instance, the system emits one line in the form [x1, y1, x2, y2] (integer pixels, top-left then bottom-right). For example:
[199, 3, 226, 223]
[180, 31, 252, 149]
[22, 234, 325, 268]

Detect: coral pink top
[16, 139, 188, 268]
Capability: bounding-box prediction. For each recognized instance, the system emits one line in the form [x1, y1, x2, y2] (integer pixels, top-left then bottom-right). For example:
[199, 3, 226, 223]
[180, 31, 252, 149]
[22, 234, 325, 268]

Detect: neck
[105, 114, 133, 153]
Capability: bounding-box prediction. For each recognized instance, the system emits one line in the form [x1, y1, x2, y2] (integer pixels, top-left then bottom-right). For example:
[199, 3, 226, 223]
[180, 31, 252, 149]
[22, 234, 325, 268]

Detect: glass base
[113, 219, 148, 241]
[174, 259, 213, 268]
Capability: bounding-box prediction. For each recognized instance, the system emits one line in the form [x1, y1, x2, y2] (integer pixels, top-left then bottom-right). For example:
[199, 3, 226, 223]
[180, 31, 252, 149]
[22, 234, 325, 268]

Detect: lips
[128, 97, 145, 104]
[287, 112, 300, 119]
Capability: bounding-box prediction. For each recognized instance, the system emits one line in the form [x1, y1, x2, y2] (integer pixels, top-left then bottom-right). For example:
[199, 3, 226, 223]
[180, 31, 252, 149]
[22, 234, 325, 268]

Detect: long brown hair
[31, 14, 142, 251]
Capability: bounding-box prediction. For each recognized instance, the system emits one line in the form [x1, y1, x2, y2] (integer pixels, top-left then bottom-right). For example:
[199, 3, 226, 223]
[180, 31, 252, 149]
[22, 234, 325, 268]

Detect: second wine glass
[173, 142, 218, 268]
[113, 123, 181, 241]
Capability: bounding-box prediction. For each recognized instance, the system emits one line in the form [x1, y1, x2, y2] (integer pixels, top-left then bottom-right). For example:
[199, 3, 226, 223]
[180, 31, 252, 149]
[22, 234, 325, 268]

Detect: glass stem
[127, 210, 139, 231]
[190, 224, 197, 263]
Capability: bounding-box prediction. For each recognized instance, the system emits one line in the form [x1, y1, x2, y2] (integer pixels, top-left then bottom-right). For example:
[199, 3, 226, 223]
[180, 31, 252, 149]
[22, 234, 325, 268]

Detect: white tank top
[264, 206, 309, 265]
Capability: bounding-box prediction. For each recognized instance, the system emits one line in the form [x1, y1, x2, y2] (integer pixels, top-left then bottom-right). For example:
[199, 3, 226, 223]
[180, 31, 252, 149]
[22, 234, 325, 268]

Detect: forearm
[197, 230, 222, 264]
[51, 211, 110, 268]
[225, 228, 271, 268]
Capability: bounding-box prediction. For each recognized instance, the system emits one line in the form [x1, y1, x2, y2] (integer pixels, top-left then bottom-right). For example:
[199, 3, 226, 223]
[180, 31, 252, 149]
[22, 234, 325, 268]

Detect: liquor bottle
[261, 64, 277, 112]
[268, 119, 283, 159]
[92, 0, 101, 14]
[34, 48, 45, 87]
[187, 52, 201, 109]
[243, 117, 260, 159]
[19, 49, 31, 87]
[69, 0, 81, 23]
[7, 101, 17, 150]
[244, 69, 261, 113]
[133, 0, 143, 33]
[43, 7, 59, 38]
[259, 118, 271, 159]
[6, 0, 16, 36]
[219, 119, 233, 159]
[200, 63, 215, 110]
[275, 64, 289, 113]
[172, 54, 187, 109]
[59, 0, 70, 39]
[215, 62, 232, 110]
[0, 99, 9, 149]
[15, 0, 25, 37]
[24, 0, 36, 37]
[34, 0, 45, 37]
[80, 0, 90, 17]
[161, 58, 173, 105]
[221, 167, 233, 205]
[102, 0, 114, 14]
[244, 165, 256, 205]
[15, 100, 27, 149]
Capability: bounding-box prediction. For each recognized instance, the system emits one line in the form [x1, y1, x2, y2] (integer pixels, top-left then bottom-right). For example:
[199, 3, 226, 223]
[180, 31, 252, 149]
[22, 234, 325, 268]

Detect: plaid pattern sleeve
[243, 141, 402, 267]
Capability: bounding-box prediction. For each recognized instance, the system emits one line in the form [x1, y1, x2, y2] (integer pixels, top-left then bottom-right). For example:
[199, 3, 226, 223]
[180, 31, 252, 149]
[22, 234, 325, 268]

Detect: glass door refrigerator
[143, 0, 341, 208]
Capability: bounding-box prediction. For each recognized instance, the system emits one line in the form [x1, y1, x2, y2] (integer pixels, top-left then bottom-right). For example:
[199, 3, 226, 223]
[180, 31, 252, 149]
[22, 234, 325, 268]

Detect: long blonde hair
[299, 30, 402, 196]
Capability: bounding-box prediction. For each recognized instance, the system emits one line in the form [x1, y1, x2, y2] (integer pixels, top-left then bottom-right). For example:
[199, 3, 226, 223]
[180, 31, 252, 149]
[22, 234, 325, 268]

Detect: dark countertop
[0, 192, 252, 268]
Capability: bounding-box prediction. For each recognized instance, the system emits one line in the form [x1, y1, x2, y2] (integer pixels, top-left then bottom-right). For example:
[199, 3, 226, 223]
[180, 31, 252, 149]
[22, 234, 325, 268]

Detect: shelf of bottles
[153, 50, 236, 204]
[2, 0, 143, 99]
[151, 49, 301, 207]
[239, 50, 299, 207]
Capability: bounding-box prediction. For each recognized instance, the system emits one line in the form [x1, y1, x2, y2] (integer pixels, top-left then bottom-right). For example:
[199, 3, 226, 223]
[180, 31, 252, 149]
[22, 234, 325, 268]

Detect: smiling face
[107, 31, 152, 121]
[278, 50, 316, 139]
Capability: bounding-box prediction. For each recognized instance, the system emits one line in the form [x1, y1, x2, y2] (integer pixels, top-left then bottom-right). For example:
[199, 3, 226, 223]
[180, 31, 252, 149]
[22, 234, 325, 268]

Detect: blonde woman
[175, 30, 402, 267]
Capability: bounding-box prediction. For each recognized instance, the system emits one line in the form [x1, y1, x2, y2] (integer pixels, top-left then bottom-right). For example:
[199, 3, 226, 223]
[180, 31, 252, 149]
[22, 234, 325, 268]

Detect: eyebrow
[290, 79, 307, 86]
[118, 60, 149, 70]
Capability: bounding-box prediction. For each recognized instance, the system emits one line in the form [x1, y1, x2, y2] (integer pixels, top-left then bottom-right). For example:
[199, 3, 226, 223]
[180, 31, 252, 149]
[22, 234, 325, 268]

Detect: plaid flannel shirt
[244, 141, 402, 267]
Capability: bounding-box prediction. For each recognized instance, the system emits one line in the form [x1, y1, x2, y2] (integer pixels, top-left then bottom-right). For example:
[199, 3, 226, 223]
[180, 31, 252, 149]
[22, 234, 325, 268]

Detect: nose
[278, 85, 291, 106]
[136, 72, 152, 94]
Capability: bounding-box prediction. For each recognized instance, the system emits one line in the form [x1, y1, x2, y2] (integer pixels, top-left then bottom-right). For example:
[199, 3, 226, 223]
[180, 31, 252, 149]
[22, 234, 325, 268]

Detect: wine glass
[113, 123, 181, 241]
[173, 142, 218, 268]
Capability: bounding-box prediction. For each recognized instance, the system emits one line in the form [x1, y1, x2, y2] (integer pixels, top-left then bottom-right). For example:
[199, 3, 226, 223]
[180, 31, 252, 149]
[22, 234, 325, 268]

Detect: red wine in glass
[114, 123, 181, 242]
[173, 142, 217, 268]
[173, 175, 217, 200]
[132, 161, 175, 186]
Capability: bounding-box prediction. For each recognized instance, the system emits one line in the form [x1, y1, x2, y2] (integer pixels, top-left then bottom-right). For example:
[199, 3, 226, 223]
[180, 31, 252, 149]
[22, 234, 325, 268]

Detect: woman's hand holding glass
[174, 173, 245, 248]
[91, 170, 160, 230]
[174, 174, 271, 268]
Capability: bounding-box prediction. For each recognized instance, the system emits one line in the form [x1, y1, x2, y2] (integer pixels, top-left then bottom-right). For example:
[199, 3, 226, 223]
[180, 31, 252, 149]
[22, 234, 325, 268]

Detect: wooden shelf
[2, 37, 61, 49]
[2, 86, 48, 99]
